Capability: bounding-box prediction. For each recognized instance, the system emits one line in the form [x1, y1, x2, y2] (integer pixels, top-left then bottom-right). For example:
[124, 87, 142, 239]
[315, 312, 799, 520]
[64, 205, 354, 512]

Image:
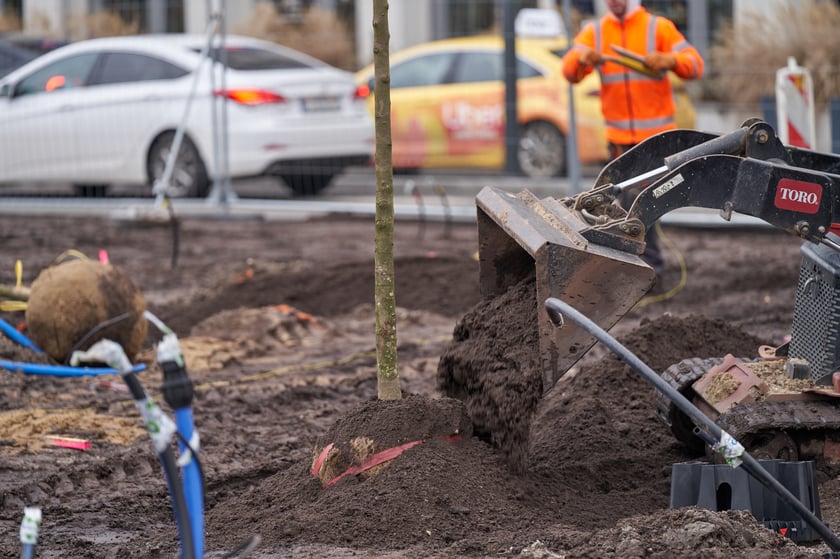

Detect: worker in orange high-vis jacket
[562, 0, 704, 287]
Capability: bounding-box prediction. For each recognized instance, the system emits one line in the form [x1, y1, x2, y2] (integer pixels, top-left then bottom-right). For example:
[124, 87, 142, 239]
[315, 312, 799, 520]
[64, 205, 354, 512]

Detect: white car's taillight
[353, 84, 370, 100]
[215, 89, 286, 105]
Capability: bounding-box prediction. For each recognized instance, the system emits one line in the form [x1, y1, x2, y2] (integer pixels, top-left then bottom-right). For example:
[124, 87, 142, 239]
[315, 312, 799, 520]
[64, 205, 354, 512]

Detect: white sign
[515, 9, 565, 38]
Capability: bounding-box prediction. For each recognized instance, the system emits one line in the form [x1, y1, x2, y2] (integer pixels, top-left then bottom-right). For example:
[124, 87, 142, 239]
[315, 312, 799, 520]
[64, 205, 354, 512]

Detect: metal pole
[562, 0, 581, 193]
[146, 0, 167, 34]
[219, 0, 235, 205]
[500, 0, 519, 175]
[154, 15, 219, 207]
[206, 0, 223, 204]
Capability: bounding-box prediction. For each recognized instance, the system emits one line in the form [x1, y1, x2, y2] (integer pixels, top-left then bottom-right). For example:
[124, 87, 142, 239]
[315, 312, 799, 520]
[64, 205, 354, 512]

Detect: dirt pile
[0, 214, 832, 559]
[198, 310, 819, 559]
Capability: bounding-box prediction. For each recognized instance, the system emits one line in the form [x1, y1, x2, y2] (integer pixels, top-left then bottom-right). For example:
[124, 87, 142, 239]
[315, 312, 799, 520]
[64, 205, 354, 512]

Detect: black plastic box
[670, 460, 822, 542]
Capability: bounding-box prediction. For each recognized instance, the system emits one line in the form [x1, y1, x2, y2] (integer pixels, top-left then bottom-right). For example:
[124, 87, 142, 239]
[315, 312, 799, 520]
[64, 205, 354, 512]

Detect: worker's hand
[644, 51, 676, 71]
[577, 47, 603, 68]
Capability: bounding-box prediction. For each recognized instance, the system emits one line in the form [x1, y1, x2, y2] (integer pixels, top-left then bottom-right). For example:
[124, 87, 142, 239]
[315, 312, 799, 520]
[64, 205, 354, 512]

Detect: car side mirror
[0, 83, 10, 98]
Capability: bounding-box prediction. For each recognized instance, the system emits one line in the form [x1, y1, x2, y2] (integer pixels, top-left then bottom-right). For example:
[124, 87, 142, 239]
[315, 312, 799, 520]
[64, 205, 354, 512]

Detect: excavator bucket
[476, 186, 655, 393]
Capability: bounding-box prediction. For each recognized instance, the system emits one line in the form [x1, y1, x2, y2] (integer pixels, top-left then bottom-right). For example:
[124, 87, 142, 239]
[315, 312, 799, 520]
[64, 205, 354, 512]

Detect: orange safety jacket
[562, 7, 704, 146]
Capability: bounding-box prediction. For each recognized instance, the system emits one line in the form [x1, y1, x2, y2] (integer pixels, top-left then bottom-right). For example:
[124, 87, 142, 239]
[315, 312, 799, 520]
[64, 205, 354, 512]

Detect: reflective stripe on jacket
[561, 7, 704, 145]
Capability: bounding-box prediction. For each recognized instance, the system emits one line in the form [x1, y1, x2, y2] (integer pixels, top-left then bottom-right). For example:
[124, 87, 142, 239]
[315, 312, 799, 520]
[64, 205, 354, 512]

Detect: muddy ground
[0, 210, 837, 558]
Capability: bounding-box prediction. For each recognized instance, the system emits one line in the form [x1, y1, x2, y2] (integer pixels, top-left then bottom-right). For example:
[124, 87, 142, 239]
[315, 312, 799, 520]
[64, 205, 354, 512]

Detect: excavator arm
[462, 120, 840, 553]
[475, 119, 840, 392]
[575, 119, 840, 253]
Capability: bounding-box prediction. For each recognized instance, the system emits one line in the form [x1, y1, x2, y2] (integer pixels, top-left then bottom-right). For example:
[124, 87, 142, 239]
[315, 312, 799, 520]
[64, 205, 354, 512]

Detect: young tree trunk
[372, 0, 401, 401]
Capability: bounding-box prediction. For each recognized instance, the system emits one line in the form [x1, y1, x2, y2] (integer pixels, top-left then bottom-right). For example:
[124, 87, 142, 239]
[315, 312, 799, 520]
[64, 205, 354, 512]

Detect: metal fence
[1, 0, 835, 200]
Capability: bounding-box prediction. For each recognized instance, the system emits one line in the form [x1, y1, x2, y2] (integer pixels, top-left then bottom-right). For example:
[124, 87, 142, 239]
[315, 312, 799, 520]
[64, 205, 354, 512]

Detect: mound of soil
[0, 214, 834, 559]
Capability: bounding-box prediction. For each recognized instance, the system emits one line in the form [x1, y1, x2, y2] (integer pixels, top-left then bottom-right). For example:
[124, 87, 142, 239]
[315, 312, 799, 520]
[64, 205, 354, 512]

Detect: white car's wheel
[517, 121, 566, 178]
[147, 132, 209, 198]
[281, 174, 334, 197]
[73, 184, 108, 197]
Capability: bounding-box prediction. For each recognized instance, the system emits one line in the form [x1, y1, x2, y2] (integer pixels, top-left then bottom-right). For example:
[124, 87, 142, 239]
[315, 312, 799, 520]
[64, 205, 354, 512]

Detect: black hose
[435, 185, 452, 239]
[219, 535, 261, 559]
[64, 313, 135, 365]
[159, 446, 195, 559]
[408, 182, 425, 240]
[167, 200, 180, 270]
[543, 296, 840, 552]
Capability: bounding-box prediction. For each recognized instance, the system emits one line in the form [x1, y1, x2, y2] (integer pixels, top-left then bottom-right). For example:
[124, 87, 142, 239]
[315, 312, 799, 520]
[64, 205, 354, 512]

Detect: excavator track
[655, 357, 840, 464]
[654, 357, 724, 453]
[716, 399, 840, 463]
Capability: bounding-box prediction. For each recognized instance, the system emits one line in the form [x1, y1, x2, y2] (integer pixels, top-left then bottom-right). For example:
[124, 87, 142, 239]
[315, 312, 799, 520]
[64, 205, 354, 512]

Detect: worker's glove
[644, 51, 676, 71]
[577, 47, 603, 68]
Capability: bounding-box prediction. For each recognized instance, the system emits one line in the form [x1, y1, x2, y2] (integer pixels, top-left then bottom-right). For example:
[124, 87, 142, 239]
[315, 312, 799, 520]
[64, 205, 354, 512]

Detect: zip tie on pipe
[136, 396, 179, 454]
[176, 431, 200, 468]
[155, 332, 185, 365]
[713, 430, 746, 468]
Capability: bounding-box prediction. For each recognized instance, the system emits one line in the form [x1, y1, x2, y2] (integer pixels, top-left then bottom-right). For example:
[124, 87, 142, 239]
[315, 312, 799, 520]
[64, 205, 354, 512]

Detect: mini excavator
[473, 118, 840, 466]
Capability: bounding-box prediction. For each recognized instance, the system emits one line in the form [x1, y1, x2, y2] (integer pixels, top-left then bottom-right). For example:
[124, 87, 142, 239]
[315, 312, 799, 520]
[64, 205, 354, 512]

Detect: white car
[0, 34, 374, 197]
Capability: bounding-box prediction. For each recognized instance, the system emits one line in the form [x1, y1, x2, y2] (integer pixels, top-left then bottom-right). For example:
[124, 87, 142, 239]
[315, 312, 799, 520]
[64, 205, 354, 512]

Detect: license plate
[302, 96, 341, 112]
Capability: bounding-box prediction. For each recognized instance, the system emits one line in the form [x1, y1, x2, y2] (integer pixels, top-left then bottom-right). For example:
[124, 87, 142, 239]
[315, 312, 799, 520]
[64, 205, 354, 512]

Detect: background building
[1, 0, 734, 69]
[2, 0, 838, 149]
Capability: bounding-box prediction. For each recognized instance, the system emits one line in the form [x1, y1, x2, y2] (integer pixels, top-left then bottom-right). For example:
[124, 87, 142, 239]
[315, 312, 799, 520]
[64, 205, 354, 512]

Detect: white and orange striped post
[776, 56, 816, 149]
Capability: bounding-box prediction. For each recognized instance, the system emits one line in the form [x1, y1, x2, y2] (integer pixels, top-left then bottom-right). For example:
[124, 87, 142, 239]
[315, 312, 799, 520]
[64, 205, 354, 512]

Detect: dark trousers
[610, 142, 664, 276]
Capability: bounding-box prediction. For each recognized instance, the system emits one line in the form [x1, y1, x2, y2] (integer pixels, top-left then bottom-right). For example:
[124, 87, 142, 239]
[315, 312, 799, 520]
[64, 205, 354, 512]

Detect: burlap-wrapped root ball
[25, 259, 148, 363]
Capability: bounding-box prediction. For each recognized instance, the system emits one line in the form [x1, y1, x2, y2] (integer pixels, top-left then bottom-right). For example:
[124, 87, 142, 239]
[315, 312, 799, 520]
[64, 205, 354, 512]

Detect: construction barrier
[776, 57, 816, 149]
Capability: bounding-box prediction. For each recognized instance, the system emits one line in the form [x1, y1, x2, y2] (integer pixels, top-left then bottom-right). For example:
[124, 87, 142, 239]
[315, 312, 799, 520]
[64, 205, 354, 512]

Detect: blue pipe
[0, 359, 146, 377]
[175, 407, 204, 558]
[0, 318, 42, 353]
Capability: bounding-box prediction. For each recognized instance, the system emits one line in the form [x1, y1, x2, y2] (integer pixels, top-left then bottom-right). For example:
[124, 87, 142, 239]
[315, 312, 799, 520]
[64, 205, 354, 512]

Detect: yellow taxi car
[355, 35, 696, 178]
